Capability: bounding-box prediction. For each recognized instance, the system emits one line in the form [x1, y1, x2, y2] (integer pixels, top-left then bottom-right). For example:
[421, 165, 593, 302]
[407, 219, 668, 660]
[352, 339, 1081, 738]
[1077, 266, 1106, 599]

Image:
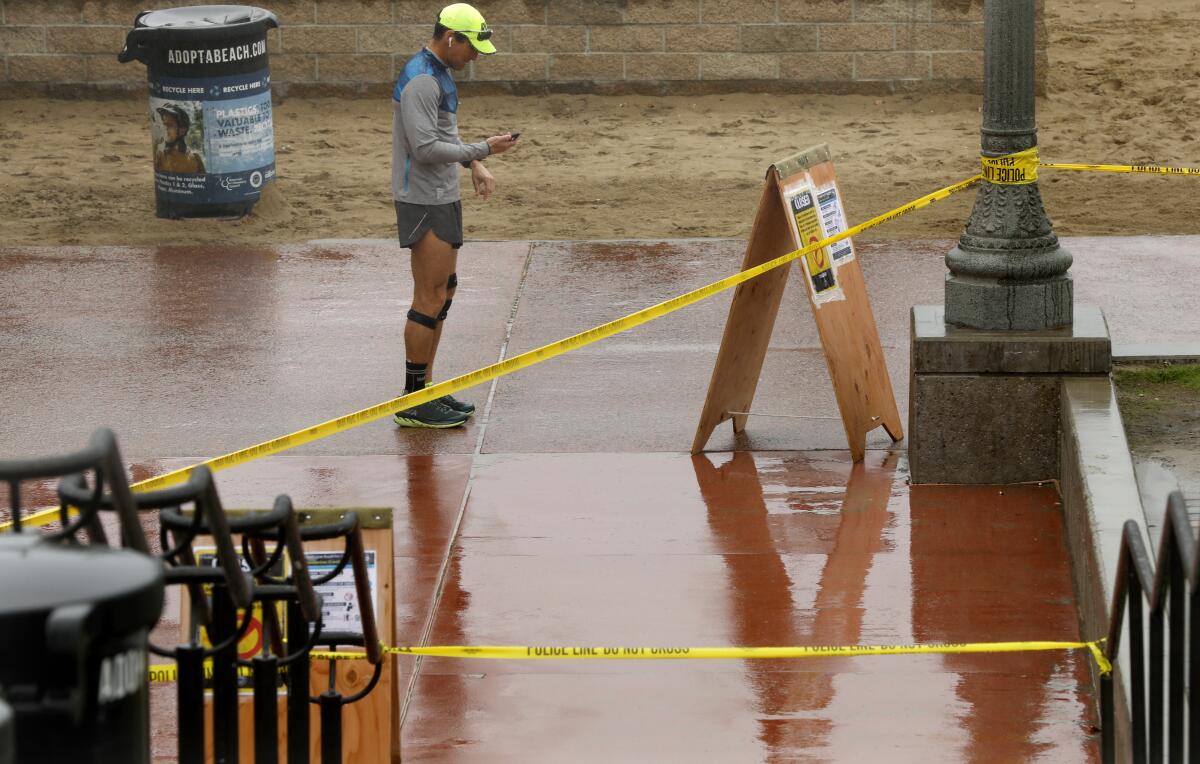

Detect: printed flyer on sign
[782, 179, 844, 305]
[815, 183, 855, 266]
[307, 550, 378, 637]
[149, 69, 275, 205]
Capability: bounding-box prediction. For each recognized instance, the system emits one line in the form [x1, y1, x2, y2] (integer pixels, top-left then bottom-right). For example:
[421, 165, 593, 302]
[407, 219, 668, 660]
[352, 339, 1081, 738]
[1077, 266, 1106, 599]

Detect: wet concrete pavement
[3, 236, 1197, 460]
[0, 241, 529, 459]
[4, 234, 1182, 759]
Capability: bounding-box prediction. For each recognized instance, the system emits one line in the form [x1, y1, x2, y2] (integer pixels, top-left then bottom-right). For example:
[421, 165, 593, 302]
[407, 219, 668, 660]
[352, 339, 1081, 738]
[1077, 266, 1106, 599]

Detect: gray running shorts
[395, 200, 463, 249]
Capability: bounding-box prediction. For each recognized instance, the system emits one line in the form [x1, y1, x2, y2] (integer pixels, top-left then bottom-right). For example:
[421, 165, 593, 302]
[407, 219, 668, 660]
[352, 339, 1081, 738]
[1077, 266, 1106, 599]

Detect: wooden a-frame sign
[692, 145, 902, 461]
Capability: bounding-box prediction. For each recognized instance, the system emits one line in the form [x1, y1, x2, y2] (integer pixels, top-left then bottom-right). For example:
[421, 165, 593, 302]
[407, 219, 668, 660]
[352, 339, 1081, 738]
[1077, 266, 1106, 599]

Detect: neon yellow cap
[438, 3, 496, 54]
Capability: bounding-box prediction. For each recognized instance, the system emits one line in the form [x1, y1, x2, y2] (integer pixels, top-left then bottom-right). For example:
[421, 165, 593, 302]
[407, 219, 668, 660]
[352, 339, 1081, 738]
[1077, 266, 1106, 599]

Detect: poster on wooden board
[692, 145, 902, 461]
[183, 507, 396, 764]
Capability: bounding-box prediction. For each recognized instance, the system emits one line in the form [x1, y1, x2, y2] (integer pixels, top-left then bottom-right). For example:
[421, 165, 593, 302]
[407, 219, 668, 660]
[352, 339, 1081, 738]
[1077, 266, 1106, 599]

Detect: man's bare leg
[405, 229, 458, 371]
[395, 229, 466, 427]
[425, 276, 455, 380]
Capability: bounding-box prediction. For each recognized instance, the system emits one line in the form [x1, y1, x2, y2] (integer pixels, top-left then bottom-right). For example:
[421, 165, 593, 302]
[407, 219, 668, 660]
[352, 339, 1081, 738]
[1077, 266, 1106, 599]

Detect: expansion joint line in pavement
[398, 241, 537, 729]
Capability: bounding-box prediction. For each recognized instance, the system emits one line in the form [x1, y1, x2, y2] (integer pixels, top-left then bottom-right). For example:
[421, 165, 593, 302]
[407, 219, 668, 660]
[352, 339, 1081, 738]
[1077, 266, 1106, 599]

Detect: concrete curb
[1060, 376, 1146, 763]
[1113, 345, 1200, 364]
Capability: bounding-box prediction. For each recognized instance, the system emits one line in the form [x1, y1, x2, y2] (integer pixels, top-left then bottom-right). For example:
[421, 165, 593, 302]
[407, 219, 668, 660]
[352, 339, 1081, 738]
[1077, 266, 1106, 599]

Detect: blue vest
[393, 48, 458, 114]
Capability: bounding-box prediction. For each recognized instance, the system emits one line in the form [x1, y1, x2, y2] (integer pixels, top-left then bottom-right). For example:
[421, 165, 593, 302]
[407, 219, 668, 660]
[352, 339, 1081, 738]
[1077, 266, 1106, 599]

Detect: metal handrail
[0, 428, 146, 552]
[1102, 490, 1196, 763]
[58, 465, 254, 612]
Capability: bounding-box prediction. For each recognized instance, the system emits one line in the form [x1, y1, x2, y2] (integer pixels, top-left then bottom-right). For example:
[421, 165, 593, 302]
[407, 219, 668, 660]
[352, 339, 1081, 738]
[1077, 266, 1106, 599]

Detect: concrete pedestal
[908, 304, 1112, 484]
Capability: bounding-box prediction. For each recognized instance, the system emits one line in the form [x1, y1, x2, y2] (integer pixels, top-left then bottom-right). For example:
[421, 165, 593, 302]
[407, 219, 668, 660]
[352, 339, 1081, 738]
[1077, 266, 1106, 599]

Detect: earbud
[449, 38, 454, 48]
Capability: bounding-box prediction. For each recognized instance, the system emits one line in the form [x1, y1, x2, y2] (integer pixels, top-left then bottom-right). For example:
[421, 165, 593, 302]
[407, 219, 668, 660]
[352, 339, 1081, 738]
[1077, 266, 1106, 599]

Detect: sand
[2, 0, 1199, 247]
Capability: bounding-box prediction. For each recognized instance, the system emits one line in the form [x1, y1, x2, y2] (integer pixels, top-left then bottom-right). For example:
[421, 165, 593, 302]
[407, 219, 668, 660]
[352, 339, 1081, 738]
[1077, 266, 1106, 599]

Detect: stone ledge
[912, 304, 1112, 374]
[1060, 376, 1144, 763]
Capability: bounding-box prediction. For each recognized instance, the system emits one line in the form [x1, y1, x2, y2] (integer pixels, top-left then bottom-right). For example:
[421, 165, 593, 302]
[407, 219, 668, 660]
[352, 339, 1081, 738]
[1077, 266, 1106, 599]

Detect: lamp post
[908, 0, 1110, 485]
[944, 0, 1072, 330]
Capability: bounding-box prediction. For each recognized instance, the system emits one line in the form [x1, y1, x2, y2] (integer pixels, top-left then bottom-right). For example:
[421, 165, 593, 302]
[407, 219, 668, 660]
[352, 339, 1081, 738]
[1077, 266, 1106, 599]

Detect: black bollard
[176, 643, 206, 764]
[318, 657, 342, 764]
[286, 599, 311, 764]
[0, 537, 163, 764]
[252, 653, 279, 764]
[0, 692, 12, 764]
[210, 586, 240, 764]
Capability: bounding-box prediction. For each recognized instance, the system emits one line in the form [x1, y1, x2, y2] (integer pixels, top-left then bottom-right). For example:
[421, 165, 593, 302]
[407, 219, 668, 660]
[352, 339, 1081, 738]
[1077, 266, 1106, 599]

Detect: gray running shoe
[439, 394, 476, 416]
[393, 398, 469, 428]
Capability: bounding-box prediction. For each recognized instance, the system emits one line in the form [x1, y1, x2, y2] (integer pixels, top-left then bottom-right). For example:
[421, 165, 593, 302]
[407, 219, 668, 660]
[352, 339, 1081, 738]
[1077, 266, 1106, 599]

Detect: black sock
[405, 361, 428, 393]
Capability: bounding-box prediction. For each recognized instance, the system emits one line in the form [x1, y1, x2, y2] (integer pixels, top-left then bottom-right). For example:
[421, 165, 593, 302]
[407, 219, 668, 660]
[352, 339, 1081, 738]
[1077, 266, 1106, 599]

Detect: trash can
[0, 693, 13, 764]
[0, 536, 164, 764]
[118, 5, 279, 219]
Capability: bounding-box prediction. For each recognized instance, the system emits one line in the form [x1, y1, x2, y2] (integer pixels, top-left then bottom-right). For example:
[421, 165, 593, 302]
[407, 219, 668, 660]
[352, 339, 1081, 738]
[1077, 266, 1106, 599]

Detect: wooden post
[693, 145, 902, 460]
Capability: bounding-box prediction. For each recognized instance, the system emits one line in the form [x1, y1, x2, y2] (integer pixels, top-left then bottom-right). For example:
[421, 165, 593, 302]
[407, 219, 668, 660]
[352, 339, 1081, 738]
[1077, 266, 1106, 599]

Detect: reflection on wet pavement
[402, 451, 1099, 762]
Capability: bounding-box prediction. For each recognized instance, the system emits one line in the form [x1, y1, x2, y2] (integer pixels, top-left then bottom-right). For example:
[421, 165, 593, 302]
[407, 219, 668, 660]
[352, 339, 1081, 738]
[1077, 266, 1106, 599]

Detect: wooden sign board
[186, 507, 396, 764]
[692, 145, 902, 460]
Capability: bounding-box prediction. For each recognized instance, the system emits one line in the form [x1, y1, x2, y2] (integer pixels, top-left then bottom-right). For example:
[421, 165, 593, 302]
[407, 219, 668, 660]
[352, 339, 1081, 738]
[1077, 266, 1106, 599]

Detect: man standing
[391, 3, 517, 428]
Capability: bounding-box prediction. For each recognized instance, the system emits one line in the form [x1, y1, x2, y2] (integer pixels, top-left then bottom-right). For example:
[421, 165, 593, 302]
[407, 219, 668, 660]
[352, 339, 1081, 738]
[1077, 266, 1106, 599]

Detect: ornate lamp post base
[945, 264, 1074, 331]
[944, 175, 1074, 330]
[907, 304, 1111, 484]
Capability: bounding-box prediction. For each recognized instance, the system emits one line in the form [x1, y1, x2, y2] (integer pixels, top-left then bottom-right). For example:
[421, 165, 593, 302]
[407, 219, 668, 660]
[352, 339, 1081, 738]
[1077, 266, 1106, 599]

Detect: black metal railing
[1102, 490, 1198, 763]
[0, 427, 147, 552]
[67, 467, 263, 764]
[1, 429, 387, 763]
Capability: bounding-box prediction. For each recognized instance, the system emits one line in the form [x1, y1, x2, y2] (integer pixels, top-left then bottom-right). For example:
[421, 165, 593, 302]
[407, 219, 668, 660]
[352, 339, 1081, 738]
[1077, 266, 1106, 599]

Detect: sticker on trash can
[149, 69, 274, 204]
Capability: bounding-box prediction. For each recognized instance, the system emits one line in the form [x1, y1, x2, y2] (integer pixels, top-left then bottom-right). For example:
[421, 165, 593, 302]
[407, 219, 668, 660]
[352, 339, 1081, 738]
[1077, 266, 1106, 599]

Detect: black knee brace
[407, 308, 438, 330]
[438, 273, 457, 321]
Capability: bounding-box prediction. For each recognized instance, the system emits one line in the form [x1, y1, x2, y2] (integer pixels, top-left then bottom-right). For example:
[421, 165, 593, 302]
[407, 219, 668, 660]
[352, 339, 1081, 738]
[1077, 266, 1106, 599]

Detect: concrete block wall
[0, 0, 1040, 97]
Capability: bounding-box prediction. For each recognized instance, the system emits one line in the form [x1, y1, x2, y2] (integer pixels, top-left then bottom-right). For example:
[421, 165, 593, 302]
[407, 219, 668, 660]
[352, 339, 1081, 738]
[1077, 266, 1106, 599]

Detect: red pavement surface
[1, 235, 1175, 760]
[138, 451, 1097, 762]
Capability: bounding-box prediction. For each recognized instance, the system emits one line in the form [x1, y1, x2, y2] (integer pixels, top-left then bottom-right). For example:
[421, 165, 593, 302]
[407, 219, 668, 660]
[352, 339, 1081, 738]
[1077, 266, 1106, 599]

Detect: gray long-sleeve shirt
[391, 49, 489, 205]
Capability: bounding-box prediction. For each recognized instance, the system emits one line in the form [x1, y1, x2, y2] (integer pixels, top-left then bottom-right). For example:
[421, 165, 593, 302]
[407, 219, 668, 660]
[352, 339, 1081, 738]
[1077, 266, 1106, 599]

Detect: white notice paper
[815, 183, 854, 265]
[308, 550, 377, 637]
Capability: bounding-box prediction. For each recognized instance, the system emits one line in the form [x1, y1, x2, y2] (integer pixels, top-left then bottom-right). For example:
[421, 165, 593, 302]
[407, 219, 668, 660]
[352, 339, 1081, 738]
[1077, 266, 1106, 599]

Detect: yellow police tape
[147, 663, 248, 684]
[980, 146, 1200, 184]
[982, 146, 1039, 184]
[1040, 161, 1200, 176]
[4, 173, 984, 532]
[145, 639, 1111, 683]
[9, 151, 1200, 534]
[387, 641, 1112, 675]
